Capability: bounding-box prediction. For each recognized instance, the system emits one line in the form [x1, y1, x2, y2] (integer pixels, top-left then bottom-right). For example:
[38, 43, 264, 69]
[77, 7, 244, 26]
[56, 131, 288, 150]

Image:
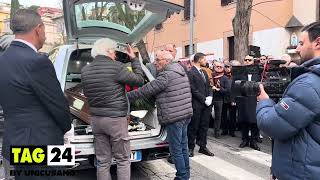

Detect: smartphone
[116, 43, 128, 53]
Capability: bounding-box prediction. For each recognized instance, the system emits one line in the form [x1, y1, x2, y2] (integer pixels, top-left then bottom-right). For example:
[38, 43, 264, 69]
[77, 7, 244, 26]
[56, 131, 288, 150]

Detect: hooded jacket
[256, 58, 320, 180]
[128, 62, 193, 124]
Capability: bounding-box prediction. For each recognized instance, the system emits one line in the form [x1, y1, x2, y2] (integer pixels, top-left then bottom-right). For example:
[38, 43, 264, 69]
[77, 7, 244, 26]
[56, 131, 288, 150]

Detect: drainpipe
[189, 0, 194, 56]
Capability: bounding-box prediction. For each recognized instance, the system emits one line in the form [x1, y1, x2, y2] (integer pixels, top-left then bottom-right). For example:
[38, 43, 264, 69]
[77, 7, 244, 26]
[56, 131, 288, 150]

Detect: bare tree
[232, 0, 253, 64]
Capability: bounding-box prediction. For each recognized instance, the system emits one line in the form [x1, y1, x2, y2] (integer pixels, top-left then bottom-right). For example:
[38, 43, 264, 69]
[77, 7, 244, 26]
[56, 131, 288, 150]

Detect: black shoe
[250, 141, 261, 151]
[199, 147, 214, 156]
[229, 132, 236, 137]
[239, 140, 249, 148]
[167, 155, 174, 164]
[221, 130, 228, 135]
[257, 137, 263, 143]
[189, 149, 194, 157]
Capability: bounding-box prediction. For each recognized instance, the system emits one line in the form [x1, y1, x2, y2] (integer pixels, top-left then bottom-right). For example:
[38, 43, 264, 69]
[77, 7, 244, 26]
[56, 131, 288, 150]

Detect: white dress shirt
[14, 39, 37, 52]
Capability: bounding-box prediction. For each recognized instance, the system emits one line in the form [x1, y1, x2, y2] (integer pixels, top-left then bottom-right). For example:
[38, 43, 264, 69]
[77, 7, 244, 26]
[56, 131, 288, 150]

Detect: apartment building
[145, 0, 320, 61]
[0, 3, 10, 36]
[2, 6, 63, 52]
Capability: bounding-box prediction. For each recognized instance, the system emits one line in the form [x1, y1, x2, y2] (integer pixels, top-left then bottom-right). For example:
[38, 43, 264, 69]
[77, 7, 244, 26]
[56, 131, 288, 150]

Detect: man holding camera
[236, 55, 261, 150]
[256, 22, 320, 179]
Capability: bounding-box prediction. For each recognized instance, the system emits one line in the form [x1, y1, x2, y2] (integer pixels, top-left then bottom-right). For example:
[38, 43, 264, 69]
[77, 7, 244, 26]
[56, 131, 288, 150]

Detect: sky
[0, 0, 62, 8]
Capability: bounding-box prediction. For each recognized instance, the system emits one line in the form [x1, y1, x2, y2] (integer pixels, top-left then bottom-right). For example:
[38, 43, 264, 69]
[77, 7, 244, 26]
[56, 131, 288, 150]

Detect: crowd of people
[173, 52, 298, 152]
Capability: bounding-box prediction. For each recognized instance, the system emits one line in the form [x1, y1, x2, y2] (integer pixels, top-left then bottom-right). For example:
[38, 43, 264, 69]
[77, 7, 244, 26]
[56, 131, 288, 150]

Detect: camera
[231, 60, 291, 98]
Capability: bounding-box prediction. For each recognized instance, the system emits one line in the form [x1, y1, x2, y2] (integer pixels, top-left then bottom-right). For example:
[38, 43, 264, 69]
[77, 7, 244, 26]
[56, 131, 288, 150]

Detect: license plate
[130, 150, 142, 161]
[111, 150, 142, 164]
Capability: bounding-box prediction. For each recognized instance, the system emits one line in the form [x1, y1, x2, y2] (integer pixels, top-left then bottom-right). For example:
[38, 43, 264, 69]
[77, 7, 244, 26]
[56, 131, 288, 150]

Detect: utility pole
[189, 0, 194, 56]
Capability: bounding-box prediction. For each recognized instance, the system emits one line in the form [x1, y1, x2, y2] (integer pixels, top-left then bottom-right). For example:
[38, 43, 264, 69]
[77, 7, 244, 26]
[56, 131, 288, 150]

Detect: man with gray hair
[146, 43, 177, 78]
[81, 38, 144, 180]
[0, 9, 71, 180]
[128, 50, 193, 180]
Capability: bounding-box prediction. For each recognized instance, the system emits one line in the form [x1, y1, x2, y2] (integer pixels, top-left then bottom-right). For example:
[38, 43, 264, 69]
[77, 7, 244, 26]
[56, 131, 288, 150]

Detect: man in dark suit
[236, 55, 260, 151]
[0, 9, 71, 180]
[187, 53, 214, 157]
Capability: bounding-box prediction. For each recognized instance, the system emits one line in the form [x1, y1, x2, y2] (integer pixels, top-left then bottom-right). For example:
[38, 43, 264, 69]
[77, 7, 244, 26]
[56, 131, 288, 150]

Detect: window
[318, 0, 320, 20]
[184, 44, 195, 57]
[228, 36, 235, 60]
[184, 0, 195, 20]
[155, 23, 163, 31]
[221, 0, 236, 6]
[184, 0, 190, 20]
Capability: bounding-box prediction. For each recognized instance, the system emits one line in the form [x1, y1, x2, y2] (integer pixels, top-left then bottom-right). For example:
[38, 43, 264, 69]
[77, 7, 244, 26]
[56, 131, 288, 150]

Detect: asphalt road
[67, 130, 272, 180]
[0, 114, 272, 180]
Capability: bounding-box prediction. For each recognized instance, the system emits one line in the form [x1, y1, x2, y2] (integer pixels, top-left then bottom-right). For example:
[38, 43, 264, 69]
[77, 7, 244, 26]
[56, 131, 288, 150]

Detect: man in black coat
[235, 55, 260, 151]
[0, 9, 71, 180]
[187, 53, 214, 157]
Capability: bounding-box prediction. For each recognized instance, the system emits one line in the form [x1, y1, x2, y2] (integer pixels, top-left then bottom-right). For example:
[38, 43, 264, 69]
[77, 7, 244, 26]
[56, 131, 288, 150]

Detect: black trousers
[221, 103, 237, 133]
[188, 106, 210, 150]
[240, 122, 259, 142]
[213, 101, 223, 131]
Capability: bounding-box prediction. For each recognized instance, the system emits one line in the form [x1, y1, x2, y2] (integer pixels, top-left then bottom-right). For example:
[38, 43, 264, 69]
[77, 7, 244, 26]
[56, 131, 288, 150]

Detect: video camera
[231, 60, 291, 99]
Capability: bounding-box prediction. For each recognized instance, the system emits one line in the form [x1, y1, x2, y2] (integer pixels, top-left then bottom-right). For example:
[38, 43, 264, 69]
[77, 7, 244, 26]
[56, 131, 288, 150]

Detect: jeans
[166, 119, 191, 180]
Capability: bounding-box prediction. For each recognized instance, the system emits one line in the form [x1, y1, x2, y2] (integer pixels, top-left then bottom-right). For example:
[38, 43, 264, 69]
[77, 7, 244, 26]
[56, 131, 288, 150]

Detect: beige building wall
[293, 0, 317, 25]
[39, 16, 64, 52]
[146, 0, 298, 60]
[0, 7, 10, 35]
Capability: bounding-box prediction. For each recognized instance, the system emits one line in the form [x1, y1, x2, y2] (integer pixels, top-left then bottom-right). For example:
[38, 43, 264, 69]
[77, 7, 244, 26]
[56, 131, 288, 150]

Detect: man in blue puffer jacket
[256, 22, 320, 180]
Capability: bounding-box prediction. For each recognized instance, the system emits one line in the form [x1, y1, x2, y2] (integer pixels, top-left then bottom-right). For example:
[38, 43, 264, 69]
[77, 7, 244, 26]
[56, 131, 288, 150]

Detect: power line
[251, 0, 284, 8]
[251, 8, 283, 27]
[226, 0, 284, 11]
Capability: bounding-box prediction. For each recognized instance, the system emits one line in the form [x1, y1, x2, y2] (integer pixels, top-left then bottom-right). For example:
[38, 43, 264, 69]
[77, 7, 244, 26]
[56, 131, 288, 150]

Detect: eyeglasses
[244, 59, 253, 62]
[225, 66, 230, 68]
[155, 58, 165, 62]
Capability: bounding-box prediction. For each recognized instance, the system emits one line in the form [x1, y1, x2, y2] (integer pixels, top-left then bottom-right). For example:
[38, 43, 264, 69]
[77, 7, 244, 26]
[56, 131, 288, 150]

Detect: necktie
[199, 69, 206, 82]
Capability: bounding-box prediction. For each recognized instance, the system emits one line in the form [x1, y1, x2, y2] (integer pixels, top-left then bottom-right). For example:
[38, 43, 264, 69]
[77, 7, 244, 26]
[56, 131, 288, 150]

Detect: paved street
[68, 130, 272, 180]
[0, 113, 272, 180]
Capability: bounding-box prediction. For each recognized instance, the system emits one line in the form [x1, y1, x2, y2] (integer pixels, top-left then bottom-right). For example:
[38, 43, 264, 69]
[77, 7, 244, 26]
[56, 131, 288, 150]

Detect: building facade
[145, 0, 320, 61]
[0, 3, 10, 36]
[2, 6, 64, 52]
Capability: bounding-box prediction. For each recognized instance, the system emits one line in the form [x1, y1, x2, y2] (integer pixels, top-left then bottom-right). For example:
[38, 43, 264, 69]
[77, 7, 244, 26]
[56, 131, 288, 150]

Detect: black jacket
[212, 75, 231, 102]
[81, 55, 144, 117]
[235, 73, 260, 123]
[188, 66, 213, 110]
[0, 41, 71, 159]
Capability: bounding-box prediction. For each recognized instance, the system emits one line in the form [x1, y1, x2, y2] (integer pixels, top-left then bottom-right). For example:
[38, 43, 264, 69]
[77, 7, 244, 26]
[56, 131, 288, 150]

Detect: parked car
[50, 0, 183, 168]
